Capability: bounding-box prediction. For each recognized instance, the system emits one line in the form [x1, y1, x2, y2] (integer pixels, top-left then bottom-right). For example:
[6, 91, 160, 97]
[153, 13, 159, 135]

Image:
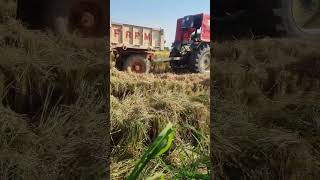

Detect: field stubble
[0, 1, 108, 179]
[110, 69, 210, 179]
[212, 38, 320, 179]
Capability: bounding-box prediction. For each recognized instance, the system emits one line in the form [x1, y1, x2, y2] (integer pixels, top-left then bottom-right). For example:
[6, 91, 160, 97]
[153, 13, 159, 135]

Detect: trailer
[111, 21, 169, 73]
[111, 21, 185, 73]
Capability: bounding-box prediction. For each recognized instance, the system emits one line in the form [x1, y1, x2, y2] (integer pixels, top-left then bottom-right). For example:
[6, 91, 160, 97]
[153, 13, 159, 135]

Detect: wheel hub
[69, 2, 102, 37]
[131, 61, 144, 73]
[80, 12, 95, 28]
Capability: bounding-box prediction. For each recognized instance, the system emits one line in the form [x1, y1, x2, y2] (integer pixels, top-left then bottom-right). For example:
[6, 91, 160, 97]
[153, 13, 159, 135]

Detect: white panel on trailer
[110, 22, 165, 51]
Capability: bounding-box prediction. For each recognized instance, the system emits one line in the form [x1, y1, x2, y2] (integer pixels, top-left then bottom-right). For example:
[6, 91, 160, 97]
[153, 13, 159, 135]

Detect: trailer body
[111, 22, 165, 51]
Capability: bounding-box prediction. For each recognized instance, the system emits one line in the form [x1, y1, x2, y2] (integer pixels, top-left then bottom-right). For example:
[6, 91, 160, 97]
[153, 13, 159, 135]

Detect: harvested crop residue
[111, 69, 210, 179]
[212, 38, 320, 179]
[0, 1, 107, 179]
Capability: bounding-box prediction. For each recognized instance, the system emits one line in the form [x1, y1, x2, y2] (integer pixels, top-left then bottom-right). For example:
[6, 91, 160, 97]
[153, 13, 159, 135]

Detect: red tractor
[169, 13, 211, 73]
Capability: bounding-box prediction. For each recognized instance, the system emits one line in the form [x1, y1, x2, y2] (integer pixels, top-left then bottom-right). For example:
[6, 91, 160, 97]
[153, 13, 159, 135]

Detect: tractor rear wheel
[189, 44, 210, 73]
[274, 0, 320, 38]
[123, 55, 151, 74]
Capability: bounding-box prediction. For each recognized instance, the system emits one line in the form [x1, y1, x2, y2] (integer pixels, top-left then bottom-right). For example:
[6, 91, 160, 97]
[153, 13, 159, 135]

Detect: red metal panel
[175, 18, 183, 42]
[201, 13, 210, 42]
[175, 13, 210, 44]
[184, 28, 196, 42]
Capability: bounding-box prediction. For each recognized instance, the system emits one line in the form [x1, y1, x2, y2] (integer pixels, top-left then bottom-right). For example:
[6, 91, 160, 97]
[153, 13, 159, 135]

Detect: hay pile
[110, 69, 210, 179]
[212, 38, 320, 179]
[0, 1, 108, 179]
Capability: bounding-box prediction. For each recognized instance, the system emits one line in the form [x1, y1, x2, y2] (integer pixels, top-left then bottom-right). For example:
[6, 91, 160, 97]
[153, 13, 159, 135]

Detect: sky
[111, 0, 210, 47]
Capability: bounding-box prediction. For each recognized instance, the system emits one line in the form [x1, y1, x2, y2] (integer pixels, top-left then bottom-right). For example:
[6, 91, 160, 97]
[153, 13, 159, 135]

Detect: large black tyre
[273, 0, 320, 38]
[213, 0, 320, 40]
[189, 44, 210, 73]
[47, 0, 107, 37]
[122, 55, 151, 74]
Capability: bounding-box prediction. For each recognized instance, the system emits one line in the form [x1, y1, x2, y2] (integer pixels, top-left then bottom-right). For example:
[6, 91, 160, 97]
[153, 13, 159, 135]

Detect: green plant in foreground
[126, 122, 175, 180]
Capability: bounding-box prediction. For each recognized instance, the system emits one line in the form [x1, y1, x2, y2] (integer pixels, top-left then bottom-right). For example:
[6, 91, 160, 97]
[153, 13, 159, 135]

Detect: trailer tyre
[48, 0, 107, 37]
[123, 55, 151, 74]
[189, 44, 210, 73]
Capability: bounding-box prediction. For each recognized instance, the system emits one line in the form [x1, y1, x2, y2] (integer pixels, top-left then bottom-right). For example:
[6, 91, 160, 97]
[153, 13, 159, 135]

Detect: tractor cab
[173, 13, 210, 49]
[169, 13, 210, 73]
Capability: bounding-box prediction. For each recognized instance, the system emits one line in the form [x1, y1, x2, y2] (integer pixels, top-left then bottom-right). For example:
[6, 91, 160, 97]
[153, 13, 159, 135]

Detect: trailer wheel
[273, 0, 320, 38]
[189, 44, 210, 73]
[48, 0, 107, 37]
[123, 55, 151, 74]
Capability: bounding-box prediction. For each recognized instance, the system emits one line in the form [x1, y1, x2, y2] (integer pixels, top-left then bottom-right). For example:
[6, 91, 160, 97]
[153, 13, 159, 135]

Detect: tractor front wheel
[169, 47, 187, 72]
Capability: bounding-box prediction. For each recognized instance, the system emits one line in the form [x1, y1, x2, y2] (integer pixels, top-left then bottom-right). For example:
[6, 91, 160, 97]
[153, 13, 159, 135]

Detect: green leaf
[126, 122, 175, 180]
[155, 128, 175, 156]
